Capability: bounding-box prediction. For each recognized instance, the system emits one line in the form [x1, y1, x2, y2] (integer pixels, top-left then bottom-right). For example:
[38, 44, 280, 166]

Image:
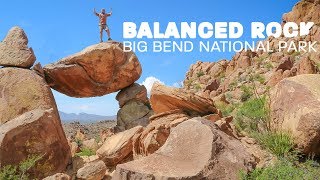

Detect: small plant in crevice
[196, 70, 205, 78]
[76, 147, 96, 157]
[0, 154, 42, 180]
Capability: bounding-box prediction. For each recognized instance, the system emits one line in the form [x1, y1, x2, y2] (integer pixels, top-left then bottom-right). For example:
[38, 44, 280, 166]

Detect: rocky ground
[62, 120, 116, 140]
[1, 0, 320, 179]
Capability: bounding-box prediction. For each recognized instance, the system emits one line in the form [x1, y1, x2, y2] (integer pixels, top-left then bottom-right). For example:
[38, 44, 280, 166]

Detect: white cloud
[141, 76, 165, 95]
[172, 81, 183, 88]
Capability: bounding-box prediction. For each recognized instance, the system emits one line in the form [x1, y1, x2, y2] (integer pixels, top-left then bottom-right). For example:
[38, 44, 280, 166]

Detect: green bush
[240, 85, 253, 102]
[252, 74, 266, 84]
[214, 101, 237, 117]
[253, 132, 294, 158]
[76, 148, 95, 157]
[0, 155, 42, 180]
[196, 71, 205, 78]
[235, 96, 269, 133]
[240, 158, 320, 180]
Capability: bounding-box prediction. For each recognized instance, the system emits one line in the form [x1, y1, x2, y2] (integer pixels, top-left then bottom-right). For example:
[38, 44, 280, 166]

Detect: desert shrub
[240, 158, 320, 180]
[0, 155, 42, 180]
[76, 148, 95, 157]
[234, 96, 269, 133]
[265, 62, 274, 70]
[214, 101, 237, 117]
[240, 85, 253, 102]
[253, 132, 294, 158]
[228, 80, 238, 90]
[196, 70, 205, 78]
[194, 83, 202, 91]
[252, 74, 266, 84]
[256, 54, 268, 63]
[291, 51, 301, 57]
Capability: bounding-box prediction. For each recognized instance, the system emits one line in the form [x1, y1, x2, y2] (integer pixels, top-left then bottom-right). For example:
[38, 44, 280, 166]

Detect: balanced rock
[43, 42, 142, 97]
[76, 160, 107, 180]
[0, 26, 36, 68]
[114, 118, 256, 179]
[96, 126, 143, 166]
[150, 82, 217, 116]
[270, 74, 320, 154]
[0, 68, 70, 178]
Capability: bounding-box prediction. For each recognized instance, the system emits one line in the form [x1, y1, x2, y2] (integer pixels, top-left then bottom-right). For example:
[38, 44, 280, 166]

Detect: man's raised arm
[107, 8, 112, 16]
[93, 8, 99, 16]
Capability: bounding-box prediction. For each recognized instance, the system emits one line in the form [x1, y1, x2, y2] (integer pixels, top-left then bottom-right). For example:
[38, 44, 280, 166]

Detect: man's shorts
[100, 24, 109, 31]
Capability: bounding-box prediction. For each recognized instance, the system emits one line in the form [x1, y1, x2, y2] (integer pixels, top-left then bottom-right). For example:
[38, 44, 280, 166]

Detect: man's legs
[106, 27, 111, 40]
[100, 27, 103, 43]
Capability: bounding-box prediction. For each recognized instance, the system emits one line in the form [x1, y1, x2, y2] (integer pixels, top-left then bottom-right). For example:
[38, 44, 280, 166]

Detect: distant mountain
[59, 111, 116, 123]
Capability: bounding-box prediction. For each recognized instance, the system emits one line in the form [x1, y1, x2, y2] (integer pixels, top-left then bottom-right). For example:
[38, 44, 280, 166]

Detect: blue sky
[0, 0, 299, 116]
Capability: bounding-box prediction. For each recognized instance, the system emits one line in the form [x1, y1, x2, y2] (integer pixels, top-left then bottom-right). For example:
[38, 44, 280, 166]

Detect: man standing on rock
[94, 8, 112, 42]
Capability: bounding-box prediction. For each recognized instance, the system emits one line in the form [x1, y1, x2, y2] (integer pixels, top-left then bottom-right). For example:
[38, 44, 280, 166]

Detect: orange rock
[0, 26, 36, 68]
[270, 74, 320, 155]
[133, 110, 190, 158]
[114, 118, 256, 179]
[150, 83, 217, 116]
[44, 42, 142, 97]
[0, 68, 70, 178]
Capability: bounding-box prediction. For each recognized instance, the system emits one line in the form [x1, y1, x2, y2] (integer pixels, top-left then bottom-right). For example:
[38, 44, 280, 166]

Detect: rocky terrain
[1, 0, 320, 179]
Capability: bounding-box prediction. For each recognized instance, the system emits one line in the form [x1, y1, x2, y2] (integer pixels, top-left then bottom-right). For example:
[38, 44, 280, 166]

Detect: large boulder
[96, 126, 143, 166]
[0, 68, 70, 178]
[150, 83, 217, 116]
[0, 27, 36, 68]
[76, 160, 107, 180]
[43, 42, 142, 97]
[114, 118, 256, 179]
[270, 74, 320, 154]
[133, 110, 190, 158]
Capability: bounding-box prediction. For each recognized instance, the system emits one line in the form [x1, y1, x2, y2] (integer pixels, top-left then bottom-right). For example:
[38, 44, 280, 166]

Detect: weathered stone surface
[116, 100, 152, 132]
[116, 83, 148, 108]
[96, 126, 143, 166]
[115, 118, 256, 180]
[76, 160, 107, 180]
[0, 26, 36, 68]
[0, 109, 70, 178]
[133, 110, 190, 158]
[0, 68, 56, 124]
[0, 68, 70, 178]
[43, 173, 71, 180]
[270, 74, 320, 154]
[150, 83, 217, 116]
[44, 42, 142, 97]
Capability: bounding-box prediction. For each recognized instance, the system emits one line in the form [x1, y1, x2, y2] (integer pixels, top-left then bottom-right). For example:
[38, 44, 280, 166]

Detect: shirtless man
[94, 8, 112, 42]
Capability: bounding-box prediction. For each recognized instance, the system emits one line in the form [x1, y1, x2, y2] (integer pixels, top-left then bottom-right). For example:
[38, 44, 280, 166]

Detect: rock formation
[0, 26, 36, 68]
[43, 42, 142, 97]
[270, 74, 320, 154]
[0, 27, 70, 178]
[96, 126, 143, 166]
[114, 118, 256, 180]
[115, 83, 153, 132]
[76, 160, 107, 180]
[151, 82, 218, 116]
